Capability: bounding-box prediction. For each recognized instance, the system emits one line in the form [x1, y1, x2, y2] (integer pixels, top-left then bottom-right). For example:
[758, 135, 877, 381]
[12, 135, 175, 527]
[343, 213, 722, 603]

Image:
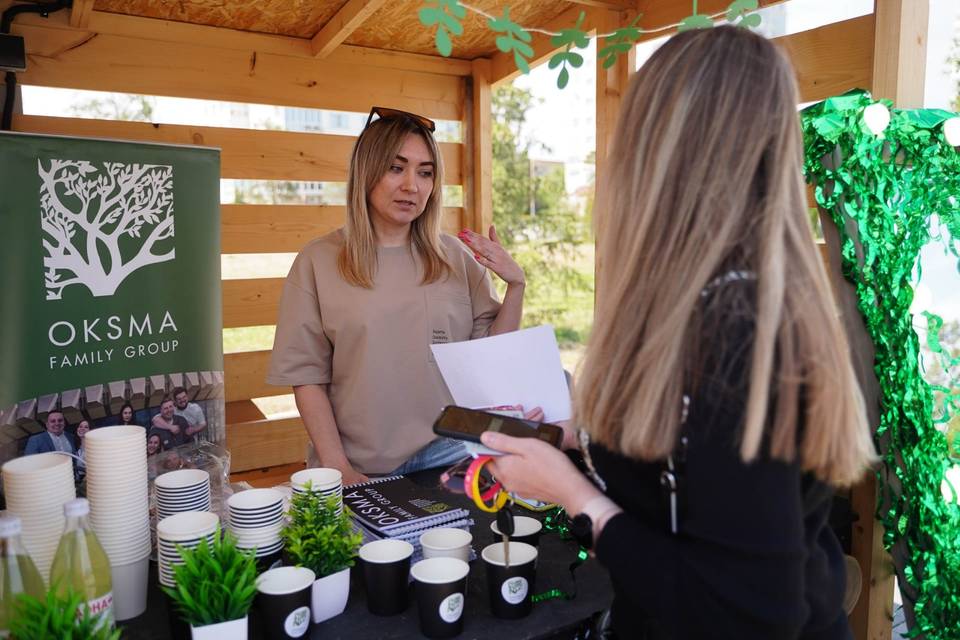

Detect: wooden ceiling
[90, 0, 586, 59]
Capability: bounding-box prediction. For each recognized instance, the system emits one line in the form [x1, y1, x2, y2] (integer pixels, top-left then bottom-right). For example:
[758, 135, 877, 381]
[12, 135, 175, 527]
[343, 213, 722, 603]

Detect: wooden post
[465, 58, 492, 233]
[844, 2, 929, 639]
[594, 8, 636, 293]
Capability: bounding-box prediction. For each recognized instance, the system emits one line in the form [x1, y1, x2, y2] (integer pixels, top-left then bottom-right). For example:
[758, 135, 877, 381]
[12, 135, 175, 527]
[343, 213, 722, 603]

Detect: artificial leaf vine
[416, 0, 763, 86]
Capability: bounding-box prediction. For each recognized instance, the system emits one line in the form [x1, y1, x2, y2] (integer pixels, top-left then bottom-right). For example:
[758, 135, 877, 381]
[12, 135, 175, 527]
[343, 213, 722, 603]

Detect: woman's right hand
[339, 465, 370, 486]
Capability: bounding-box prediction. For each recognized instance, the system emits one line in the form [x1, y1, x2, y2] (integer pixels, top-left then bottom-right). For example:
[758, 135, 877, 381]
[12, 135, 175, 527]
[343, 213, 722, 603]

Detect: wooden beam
[15, 21, 464, 119]
[871, 0, 929, 108]
[11, 7, 472, 76]
[845, 5, 929, 639]
[566, 0, 636, 9]
[12, 115, 463, 184]
[69, 0, 94, 29]
[225, 350, 283, 403]
[226, 402, 308, 472]
[222, 278, 285, 329]
[311, 0, 387, 58]
[491, 5, 597, 86]
[776, 15, 875, 104]
[467, 59, 493, 233]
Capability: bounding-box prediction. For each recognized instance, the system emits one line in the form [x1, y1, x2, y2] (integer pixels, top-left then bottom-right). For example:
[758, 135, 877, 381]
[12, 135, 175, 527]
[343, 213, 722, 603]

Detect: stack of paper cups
[290, 468, 343, 516]
[2, 453, 76, 579]
[228, 489, 284, 560]
[157, 511, 219, 589]
[155, 469, 211, 520]
[84, 426, 151, 621]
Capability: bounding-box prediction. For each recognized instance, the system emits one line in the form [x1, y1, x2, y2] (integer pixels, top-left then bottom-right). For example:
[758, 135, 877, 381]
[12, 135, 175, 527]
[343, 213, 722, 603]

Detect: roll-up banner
[0, 132, 223, 470]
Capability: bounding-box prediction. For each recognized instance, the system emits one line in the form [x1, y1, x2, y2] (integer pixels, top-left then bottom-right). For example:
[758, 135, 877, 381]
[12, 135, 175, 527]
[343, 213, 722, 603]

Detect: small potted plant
[162, 531, 258, 639]
[281, 487, 361, 623]
[10, 588, 122, 640]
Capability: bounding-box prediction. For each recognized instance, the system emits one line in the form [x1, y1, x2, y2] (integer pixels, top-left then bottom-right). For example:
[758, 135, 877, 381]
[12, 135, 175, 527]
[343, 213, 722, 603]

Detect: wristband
[466, 456, 509, 512]
[462, 454, 502, 502]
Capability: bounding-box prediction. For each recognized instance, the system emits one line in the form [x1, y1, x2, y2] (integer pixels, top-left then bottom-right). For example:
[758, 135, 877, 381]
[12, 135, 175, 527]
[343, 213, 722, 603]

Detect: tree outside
[491, 86, 594, 370]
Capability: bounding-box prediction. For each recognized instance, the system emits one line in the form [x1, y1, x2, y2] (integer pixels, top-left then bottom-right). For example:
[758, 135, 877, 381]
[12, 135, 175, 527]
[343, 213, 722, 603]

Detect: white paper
[430, 325, 571, 422]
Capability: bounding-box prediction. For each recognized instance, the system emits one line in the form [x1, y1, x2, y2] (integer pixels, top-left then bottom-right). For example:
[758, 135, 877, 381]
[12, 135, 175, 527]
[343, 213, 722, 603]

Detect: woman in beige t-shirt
[267, 108, 537, 485]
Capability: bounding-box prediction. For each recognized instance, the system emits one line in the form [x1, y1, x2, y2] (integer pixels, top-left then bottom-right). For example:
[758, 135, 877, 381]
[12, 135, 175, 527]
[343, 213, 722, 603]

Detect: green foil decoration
[801, 89, 960, 638]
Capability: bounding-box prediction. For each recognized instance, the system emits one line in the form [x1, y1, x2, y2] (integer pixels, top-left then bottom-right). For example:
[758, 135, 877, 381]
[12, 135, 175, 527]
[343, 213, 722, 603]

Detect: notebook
[343, 475, 472, 538]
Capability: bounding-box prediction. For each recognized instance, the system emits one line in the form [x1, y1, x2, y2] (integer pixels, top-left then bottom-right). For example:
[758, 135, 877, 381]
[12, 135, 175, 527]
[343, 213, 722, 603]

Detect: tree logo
[39, 158, 175, 300]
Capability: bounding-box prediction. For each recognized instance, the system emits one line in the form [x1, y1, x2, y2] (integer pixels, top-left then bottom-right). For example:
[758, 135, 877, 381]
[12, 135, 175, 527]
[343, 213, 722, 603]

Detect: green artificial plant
[281, 487, 362, 579]
[10, 587, 122, 640]
[161, 530, 258, 627]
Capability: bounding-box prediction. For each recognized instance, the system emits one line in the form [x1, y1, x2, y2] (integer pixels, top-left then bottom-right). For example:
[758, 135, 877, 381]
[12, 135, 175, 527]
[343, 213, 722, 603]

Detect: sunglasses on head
[364, 106, 436, 133]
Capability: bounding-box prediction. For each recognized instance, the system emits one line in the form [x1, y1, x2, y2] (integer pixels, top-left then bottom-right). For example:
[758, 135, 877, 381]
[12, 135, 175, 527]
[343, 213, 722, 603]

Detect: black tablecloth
[121, 471, 614, 639]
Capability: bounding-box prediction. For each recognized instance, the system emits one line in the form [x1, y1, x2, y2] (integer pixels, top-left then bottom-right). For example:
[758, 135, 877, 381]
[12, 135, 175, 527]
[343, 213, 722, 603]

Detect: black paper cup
[359, 539, 414, 616]
[489, 516, 543, 547]
[255, 566, 315, 639]
[411, 557, 470, 638]
[481, 542, 538, 619]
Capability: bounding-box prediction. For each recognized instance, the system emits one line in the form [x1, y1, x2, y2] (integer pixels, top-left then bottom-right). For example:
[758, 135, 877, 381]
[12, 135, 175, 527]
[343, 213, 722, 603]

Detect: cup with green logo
[481, 541, 537, 619]
[411, 557, 471, 638]
[255, 566, 315, 639]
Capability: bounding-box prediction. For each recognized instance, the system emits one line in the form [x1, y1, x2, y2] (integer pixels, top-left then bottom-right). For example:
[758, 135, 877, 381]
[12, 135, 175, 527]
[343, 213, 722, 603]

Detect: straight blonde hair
[575, 26, 875, 487]
[338, 116, 451, 288]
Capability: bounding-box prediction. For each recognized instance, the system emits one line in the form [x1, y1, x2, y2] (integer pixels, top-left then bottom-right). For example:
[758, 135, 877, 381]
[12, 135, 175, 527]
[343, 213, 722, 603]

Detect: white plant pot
[311, 568, 350, 623]
[190, 616, 248, 639]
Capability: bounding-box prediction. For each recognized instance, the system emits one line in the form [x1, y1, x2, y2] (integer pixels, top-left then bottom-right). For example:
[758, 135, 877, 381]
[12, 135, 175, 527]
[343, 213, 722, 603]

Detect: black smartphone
[433, 405, 564, 448]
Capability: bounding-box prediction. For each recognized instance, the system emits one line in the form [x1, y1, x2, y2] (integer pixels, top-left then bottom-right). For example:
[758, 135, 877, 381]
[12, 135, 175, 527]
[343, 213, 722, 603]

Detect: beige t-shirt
[266, 230, 501, 474]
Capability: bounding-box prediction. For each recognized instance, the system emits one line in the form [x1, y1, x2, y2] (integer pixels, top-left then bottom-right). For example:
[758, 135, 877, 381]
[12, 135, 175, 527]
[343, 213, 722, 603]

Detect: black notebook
[343, 475, 471, 537]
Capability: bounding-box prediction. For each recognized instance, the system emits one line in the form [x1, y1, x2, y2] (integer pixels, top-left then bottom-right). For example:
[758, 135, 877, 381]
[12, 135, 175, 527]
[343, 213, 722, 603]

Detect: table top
[122, 470, 614, 639]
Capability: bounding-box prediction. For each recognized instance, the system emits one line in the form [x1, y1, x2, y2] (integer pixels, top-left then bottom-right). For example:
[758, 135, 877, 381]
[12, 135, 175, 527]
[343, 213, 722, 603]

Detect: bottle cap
[0, 515, 22, 537]
[63, 498, 90, 518]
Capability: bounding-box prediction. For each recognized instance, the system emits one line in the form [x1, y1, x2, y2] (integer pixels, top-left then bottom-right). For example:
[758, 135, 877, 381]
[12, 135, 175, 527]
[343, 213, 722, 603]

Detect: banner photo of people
[0, 132, 223, 489]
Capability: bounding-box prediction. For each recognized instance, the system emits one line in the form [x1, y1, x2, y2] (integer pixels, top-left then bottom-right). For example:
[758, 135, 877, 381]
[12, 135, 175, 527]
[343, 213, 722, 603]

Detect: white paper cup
[111, 556, 149, 621]
[420, 528, 473, 563]
[158, 511, 219, 541]
[291, 468, 342, 491]
[228, 489, 284, 511]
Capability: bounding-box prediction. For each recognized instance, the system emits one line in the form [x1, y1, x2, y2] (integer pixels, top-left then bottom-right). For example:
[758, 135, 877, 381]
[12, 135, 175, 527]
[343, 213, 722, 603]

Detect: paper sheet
[430, 325, 571, 422]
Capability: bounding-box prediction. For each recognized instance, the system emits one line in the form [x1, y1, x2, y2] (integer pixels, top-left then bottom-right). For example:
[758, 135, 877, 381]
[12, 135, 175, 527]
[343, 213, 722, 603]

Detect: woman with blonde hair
[268, 108, 533, 485]
[482, 26, 875, 638]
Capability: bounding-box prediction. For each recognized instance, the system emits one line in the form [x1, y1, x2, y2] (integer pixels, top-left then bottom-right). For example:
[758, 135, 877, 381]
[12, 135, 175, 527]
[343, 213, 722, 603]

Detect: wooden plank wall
[7, 6, 473, 472]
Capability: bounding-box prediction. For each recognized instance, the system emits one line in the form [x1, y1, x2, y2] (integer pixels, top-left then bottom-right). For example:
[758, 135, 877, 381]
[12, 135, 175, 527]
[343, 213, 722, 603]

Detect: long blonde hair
[338, 116, 451, 287]
[575, 26, 875, 486]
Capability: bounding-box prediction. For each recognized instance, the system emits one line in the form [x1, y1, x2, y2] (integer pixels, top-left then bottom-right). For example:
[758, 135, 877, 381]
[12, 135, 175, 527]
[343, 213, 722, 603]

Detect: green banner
[0, 132, 223, 454]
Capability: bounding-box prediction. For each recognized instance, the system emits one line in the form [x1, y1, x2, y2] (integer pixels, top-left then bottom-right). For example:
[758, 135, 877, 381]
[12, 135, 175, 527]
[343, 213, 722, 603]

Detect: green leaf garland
[801, 89, 960, 638]
[488, 6, 534, 74]
[418, 0, 466, 57]
[548, 11, 589, 89]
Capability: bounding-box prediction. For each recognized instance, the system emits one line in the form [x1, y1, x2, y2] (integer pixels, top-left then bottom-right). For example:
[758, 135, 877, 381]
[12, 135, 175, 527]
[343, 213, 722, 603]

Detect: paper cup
[411, 557, 470, 638]
[481, 542, 538, 619]
[112, 556, 149, 621]
[420, 528, 473, 563]
[359, 539, 414, 616]
[490, 516, 543, 547]
[255, 566, 315, 639]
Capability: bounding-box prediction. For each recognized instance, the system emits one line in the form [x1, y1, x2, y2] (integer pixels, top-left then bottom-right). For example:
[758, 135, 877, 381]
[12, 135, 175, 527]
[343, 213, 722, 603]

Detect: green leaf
[726, 0, 759, 22]
[489, 6, 534, 75]
[436, 27, 453, 57]
[736, 13, 762, 28]
[557, 67, 570, 90]
[549, 11, 589, 49]
[419, 0, 464, 57]
[678, 14, 714, 31]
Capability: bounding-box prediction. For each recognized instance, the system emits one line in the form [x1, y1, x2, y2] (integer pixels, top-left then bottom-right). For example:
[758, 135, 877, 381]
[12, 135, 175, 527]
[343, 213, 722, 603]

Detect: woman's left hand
[458, 225, 525, 286]
[481, 431, 602, 514]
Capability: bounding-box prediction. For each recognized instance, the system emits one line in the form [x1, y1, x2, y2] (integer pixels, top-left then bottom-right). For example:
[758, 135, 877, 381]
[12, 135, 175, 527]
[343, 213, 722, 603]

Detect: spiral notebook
[343, 475, 472, 538]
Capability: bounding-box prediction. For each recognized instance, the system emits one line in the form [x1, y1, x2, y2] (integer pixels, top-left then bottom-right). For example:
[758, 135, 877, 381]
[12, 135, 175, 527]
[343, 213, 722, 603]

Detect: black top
[590, 281, 850, 639]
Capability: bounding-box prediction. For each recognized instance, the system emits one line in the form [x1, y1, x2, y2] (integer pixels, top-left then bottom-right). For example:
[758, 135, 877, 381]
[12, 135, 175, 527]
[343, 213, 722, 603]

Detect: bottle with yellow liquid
[49, 498, 114, 630]
[0, 515, 45, 638]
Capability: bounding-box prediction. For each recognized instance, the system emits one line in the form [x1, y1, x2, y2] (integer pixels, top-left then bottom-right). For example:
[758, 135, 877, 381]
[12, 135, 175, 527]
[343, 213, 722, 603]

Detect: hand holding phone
[433, 405, 564, 450]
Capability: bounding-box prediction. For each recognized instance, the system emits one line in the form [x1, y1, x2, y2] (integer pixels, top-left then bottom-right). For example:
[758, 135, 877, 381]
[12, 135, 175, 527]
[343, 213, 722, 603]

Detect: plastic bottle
[0, 515, 45, 638]
[49, 498, 114, 630]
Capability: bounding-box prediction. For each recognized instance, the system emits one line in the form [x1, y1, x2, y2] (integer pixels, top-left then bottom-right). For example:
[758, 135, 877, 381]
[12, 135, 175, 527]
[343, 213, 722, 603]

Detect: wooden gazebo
[2, 0, 931, 637]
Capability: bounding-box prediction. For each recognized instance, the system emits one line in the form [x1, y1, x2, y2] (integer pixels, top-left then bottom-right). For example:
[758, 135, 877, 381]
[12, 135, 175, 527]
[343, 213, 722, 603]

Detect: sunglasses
[364, 106, 436, 133]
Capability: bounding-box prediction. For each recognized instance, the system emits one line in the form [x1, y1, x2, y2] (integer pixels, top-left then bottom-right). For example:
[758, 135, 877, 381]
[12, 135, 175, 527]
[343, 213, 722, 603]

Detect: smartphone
[433, 405, 564, 449]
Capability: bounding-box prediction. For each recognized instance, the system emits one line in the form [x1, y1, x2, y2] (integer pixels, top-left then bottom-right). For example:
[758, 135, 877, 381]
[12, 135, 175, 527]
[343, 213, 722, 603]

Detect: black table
[122, 471, 614, 639]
